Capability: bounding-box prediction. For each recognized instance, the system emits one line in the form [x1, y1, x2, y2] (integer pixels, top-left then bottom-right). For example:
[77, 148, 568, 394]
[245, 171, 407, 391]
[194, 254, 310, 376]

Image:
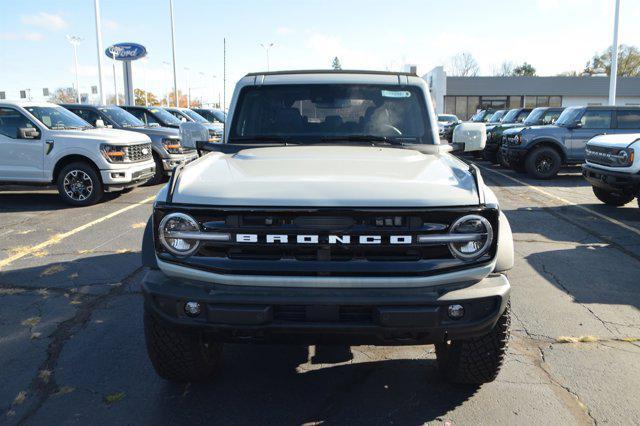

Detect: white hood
[49, 128, 151, 145]
[171, 145, 480, 207]
[587, 133, 640, 148]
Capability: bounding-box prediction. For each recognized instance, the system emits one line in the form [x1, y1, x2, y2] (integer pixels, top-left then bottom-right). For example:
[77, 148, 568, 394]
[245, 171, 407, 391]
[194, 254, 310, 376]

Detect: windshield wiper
[229, 136, 294, 144]
[320, 135, 405, 146]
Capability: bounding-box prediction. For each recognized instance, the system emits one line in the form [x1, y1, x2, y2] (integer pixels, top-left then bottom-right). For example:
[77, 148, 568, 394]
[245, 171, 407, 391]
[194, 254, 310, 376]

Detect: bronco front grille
[125, 143, 152, 162]
[154, 207, 499, 277]
[585, 145, 623, 167]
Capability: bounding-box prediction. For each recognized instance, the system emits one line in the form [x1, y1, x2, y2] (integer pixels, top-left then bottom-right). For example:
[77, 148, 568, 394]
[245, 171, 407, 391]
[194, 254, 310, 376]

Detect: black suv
[120, 105, 184, 129]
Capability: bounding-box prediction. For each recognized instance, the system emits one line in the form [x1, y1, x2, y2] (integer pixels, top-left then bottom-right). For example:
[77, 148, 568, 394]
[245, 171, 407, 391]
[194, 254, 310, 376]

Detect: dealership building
[424, 66, 640, 120]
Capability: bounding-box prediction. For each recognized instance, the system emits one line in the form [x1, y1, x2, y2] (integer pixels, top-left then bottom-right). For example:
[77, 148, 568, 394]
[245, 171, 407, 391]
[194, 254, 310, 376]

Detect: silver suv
[141, 70, 514, 384]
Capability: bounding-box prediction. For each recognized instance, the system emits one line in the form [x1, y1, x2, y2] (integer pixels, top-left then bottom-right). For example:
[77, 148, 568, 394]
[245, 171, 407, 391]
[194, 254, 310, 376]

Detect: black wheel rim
[63, 170, 93, 201]
[535, 155, 554, 174]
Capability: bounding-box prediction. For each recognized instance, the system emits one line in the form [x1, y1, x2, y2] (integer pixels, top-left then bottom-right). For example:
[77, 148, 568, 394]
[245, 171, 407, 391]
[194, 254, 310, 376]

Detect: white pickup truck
[582, 133, 640, 208]
[0, 101, 155, 206]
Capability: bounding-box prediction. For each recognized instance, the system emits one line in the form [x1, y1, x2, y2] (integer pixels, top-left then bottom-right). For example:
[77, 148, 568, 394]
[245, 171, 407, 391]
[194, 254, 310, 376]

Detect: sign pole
[608, 0, 621, 106]
[169, 0, 179, 107]
[94, 0, 106, 104]
[111, 51, 119, 105]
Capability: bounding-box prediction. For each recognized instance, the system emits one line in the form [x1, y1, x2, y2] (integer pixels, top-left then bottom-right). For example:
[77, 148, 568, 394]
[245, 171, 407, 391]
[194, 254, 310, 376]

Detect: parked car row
[471, 105, 640, 208]
[0, 100, 225, 206]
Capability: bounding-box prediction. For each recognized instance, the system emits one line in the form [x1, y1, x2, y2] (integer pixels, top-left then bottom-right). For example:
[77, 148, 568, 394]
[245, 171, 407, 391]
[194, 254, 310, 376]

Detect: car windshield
[556, 107, 584, 126]
[501, 109, 521, 123]
[212, 110, 226, 123]
[26, 106, 90, 130]
[488, 111, 506, 122]
[230, 84, 431, 144]
[150, 108, 183, 125]
[523, 108, 545, 125]
[438, 114, 457, 123]
[100, 106, 144, 127]
[181, 109, 210, 123]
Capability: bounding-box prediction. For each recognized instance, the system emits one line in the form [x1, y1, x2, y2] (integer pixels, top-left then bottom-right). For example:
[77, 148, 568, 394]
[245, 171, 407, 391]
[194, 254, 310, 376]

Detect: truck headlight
[162, 138, 183, 154]
[158, 213, 201, 256]
[448, 215, 494, 261]
[615, 148, 634, 167]
[100, 144, 126, 162]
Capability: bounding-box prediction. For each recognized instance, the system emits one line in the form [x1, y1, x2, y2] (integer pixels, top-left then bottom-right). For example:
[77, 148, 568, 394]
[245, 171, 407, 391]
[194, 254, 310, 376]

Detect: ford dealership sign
[105, 43, 147, 61]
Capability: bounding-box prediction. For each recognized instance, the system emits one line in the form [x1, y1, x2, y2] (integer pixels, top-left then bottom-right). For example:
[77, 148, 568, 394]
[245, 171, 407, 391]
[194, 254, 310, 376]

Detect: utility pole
[608, 0, 621, 105]
[66, 35, 83, 103]
[93, 0, 106, 104]
[223, 38, 226, 112]
[110, 48, 119, 105]
[260, 42, 274, 71]
[169, 0, 179, 107]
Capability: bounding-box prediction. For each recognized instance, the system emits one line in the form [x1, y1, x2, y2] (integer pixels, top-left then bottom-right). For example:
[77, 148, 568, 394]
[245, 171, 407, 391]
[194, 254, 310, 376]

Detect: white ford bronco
[141, 70, 514, 384]
[582, 133, 640, 208]
[0, 101, 155, 206]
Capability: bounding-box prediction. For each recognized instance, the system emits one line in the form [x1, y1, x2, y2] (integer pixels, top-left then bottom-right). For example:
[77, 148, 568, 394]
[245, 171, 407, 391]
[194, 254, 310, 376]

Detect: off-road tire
[145, 153, 166, 186]
[512, 160, 526, 174]
[592, 186, 635, 206]
[144, 311, 223, 382]
[435, 302, 510, 384]
[498, 149, 510, 168]
[525, 146, 562, 179]
[56, 162, 103, 206]
[482, 149, 498, 163]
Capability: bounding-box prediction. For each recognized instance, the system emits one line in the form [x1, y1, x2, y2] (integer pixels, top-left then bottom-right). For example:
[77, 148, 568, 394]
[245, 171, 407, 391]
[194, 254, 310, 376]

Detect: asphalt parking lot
[1, 163, 639, 425]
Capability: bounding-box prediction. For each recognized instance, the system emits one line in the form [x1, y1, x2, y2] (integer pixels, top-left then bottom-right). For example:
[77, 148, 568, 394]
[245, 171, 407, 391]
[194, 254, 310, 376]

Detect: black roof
[245, 69, 418, 77]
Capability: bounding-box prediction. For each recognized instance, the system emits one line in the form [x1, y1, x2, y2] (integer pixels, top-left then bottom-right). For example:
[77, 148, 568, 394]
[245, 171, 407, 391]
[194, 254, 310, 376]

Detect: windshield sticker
[381, 90, 411, 98]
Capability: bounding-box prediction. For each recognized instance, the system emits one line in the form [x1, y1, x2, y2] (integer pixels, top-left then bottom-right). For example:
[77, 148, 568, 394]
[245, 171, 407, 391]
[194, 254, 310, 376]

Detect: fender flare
[526, 138, 568, 160]
[494, 211, 514, 273]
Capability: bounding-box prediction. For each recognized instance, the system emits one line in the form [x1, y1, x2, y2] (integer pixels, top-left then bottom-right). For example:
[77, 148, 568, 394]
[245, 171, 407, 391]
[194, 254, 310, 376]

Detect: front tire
[144, 311, 223, 383]
[435, 303, 510, 384]
[145, 154, 166, 186]
[56, 162, 103, 206]
[525, 146, 562, 179]
[592, 186, 635, 206]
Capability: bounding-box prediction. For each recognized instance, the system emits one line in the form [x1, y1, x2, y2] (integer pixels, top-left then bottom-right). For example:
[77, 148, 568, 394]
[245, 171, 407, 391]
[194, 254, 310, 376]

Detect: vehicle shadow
[0, 186, 122, 213]
[476, 161, 589, 189]
[150, 344, 479, 425]
[504, 206, 640, 309]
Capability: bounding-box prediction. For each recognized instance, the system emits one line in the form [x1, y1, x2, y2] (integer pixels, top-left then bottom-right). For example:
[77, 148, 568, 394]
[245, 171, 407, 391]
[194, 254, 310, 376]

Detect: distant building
[424, 66, 640, 120]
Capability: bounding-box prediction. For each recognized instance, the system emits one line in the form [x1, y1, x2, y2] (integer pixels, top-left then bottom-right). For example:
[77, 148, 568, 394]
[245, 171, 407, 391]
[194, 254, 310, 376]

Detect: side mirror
[572, 122, 583, 129]
[18, 128, 40, 140]
[95, 119, 106, 128]
[180, 117, 187, 122]
[179, 122, 210, 150]
[452, 122, 486, 152]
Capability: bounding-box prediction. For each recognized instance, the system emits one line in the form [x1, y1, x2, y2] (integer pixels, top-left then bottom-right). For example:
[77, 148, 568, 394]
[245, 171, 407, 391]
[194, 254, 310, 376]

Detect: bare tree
[493, 61, 515, 76]
[48, 87, 77, 104]
[447, 52, 479, 77]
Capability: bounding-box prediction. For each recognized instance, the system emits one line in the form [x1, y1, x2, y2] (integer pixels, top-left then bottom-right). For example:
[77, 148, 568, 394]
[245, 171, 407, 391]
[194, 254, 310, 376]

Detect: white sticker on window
[381, 90, 411, 98]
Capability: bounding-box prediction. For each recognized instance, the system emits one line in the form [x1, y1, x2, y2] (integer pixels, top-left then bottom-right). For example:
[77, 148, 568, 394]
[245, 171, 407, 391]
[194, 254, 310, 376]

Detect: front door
[0, 107, 45, 181]
[567, 109, 612, 161]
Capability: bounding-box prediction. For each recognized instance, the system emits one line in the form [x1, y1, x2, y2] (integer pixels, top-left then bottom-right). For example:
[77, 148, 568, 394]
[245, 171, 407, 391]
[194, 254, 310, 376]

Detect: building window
[508, 96, 523, 108]
[525, 95, 562, 108]
[444, 96, 455, 116]
[549, 96, 562, 107]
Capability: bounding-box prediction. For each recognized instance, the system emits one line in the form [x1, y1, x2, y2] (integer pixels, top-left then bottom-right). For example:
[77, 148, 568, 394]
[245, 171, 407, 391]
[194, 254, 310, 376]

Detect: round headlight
[448, 215, 494, 261]
[158, 213, 200, 256]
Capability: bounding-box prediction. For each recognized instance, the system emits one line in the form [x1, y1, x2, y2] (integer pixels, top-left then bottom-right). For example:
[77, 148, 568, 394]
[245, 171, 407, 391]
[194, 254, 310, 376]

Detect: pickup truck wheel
[512, 161, 526, 174]
[482, 150, 498, 163]
[498, 150, 510, 168]
[435, 302, 510, 384]
[525, 146, 561, 179]
[145, 154, 166, 186]
[144, 311, 222, 383]
[592, 186, 635, 206]
[56, 162, 103, 206]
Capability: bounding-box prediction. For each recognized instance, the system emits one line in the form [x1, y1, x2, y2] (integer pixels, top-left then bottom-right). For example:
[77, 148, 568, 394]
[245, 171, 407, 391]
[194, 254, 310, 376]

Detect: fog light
[447, 304, 465, 320]
[184, 301, 202, 317]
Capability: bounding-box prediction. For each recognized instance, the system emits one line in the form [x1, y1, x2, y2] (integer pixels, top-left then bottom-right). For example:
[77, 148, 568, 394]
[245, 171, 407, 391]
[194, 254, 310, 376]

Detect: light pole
[169, 0, 179, 107]
[184, 67, 190, 108]
[608, 0, 621, 106]
[93, 0, 106, 104]
[260, 42, 274, 71]
[66, 35, 83, 103]
[109, 47, 119, 105]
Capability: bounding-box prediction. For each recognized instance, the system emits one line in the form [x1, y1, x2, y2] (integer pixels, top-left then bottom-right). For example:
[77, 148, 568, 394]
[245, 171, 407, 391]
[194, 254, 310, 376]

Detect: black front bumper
[503, 146, 528, 165]
[582, 164, 640, 194]
[142, 269, 510, 345]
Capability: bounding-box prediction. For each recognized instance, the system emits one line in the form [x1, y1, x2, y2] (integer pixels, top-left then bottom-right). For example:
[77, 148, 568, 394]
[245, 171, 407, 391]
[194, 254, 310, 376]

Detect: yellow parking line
[0, 195, 156, 270]
[476, 164, 640, 238]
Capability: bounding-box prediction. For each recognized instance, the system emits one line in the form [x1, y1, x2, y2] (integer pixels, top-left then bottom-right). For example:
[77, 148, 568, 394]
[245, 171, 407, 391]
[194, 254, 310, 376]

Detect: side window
[616, 110, 640, 129]
[516, 110, 529, 122]
[580, 110, 612, 129]
[543, 110, 562, 125]
[71, 109, 99, 126]
[127, 109, 145, 122]
[0, 107, 38, 139]
[144, 112, 160, 125]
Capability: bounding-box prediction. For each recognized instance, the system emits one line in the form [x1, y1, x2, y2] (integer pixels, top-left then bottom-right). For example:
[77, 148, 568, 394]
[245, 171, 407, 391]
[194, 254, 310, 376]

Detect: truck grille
[585, 145, 623, 167]
[125, 143, 152, 162]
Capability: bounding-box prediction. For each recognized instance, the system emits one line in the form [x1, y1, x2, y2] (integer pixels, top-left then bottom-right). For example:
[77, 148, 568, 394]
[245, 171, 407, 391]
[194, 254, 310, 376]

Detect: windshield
[212, 110, 226, 123]
[181, 109, 210, 123]
[100, 106, 144, 127]
[150, 108, 183, 125]
[488, 110, 506, 123]
[438, 114, 457, 123]
[523, 108, 545, 125]
[556, 107, 584, 126]
[26, 106, 90, 130]
[501, 109, 521, 123]
[230, 84, 431, 144]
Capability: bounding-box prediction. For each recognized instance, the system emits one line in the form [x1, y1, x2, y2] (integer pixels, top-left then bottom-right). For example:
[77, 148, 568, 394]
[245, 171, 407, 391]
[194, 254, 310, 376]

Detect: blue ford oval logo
[105, 43, 147, 61]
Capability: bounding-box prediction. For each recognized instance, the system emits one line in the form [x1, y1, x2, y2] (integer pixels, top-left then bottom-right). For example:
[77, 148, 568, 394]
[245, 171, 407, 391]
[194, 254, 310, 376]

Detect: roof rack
[245, 69, 418, 77]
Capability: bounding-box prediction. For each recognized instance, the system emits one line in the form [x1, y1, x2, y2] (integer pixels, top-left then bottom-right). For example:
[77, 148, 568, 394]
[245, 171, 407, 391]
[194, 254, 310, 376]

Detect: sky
[1, 0, 639, 105]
